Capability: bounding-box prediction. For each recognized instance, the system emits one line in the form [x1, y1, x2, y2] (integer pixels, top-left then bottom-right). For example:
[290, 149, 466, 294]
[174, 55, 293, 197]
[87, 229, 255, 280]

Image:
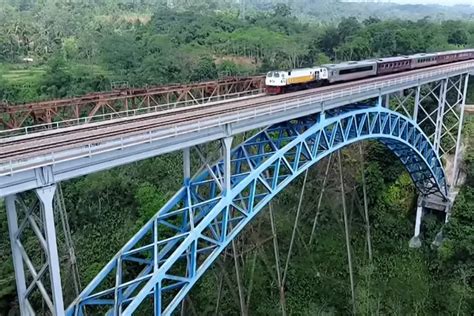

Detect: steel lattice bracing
[65, 104, 447, 315]
[386, 74, 469, 163]
[6, 185, 65, 315]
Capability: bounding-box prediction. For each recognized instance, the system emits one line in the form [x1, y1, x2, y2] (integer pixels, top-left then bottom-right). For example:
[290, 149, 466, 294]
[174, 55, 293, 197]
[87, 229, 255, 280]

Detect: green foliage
[0, 2, 474, 315]
[190, 56, 218, 82]
[134, 182, 166, 226]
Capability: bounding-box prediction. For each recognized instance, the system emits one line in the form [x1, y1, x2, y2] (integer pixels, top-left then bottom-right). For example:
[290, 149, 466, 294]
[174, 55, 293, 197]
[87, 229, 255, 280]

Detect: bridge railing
[1, 62, 472, 141]
[0, 88, 264, 139]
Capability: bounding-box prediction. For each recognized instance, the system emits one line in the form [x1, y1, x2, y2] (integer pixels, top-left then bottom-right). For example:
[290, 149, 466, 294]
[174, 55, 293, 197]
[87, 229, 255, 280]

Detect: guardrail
[1, 61, 473, 176]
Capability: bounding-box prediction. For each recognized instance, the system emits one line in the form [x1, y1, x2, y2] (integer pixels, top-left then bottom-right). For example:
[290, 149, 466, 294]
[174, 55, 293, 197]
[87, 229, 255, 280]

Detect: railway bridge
[1, 61, 473, 315]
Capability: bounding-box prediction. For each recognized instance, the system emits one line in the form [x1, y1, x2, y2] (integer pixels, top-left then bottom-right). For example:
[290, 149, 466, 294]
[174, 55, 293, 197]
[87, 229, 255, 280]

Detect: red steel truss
[0, 76, 265, 130]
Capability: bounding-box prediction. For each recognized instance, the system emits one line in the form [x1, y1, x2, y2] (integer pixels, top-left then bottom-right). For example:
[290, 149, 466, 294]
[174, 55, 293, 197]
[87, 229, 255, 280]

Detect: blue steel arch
[67, 105, 447, 316]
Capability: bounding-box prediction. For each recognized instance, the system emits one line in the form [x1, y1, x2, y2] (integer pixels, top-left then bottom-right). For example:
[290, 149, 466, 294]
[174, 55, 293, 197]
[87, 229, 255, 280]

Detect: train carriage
[265, 49, 474, 94]
[324, 60, 378, 84]
[411, 53, 438, 69]
[437, 50, 460, 64]
[376, 56, 412, 75]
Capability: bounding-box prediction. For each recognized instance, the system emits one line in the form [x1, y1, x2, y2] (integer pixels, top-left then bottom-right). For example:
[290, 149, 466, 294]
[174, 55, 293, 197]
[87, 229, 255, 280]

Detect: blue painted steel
[66, 105, 447, 315]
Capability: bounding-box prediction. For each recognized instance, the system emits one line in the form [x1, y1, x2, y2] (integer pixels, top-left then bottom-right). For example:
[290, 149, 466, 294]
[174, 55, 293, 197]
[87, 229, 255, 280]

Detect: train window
[339, 65, 374, 75]
[267, 72, 272, 77]
[288, 72, 292, 76]
[274, 73, 280, 78]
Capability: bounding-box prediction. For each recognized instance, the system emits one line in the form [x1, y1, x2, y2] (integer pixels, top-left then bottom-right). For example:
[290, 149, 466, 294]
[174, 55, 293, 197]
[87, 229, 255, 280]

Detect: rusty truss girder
[0, 76, 265, 131]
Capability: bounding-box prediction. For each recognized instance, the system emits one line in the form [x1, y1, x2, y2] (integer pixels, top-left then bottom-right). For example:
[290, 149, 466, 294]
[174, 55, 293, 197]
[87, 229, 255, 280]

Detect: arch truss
[67, 105, 447, 315]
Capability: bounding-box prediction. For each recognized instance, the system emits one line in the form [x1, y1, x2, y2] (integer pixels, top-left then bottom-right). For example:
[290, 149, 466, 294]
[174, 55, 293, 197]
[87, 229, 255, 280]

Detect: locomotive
[265, 49, 474, 94]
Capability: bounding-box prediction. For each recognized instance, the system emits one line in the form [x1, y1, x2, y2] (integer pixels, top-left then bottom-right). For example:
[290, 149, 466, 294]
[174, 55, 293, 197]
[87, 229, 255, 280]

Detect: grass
[0, 63, 46, 85]
[0, 62, 110, 85]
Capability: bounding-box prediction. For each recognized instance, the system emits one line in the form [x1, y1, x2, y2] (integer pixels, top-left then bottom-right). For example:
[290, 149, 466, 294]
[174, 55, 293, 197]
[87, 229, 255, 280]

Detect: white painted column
[36, 185, 65, 315]
[5, 195, 28, 316]
[452, 74, 469, 187]
[409, 204, 423, 248]
[434, 79, 448, 155]
[183, 147, 191, 182]
[413, 84, 421, 122]
[222, 137, 233, 195]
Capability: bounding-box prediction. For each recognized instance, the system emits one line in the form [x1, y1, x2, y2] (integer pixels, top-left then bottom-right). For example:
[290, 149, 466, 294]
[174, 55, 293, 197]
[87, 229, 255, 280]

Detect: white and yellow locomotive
[265, 67, 329, 94]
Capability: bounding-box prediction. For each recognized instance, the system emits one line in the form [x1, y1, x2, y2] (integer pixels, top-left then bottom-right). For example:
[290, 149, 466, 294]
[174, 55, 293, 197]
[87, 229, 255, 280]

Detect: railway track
[1, 60, 473, 163]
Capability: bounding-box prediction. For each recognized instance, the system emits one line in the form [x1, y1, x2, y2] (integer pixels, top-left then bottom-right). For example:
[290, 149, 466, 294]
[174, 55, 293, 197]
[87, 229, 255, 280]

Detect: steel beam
[413, 84, 421, 122]
[338, 151, 355, 314]
[434, 79, 448, 155]
[451, 74, 469, 187]
[222, 136, 233, 195]
[36, 184, 65, 315]
[5, 195, 28, 316]
[183, 147, 191, 183]
[409, 202, 423, 248]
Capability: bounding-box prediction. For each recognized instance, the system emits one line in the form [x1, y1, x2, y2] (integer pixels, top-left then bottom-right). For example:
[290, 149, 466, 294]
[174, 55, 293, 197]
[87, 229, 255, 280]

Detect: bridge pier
[409, 201, 424, 248]
[5, 194, 29, 315]
[385, 72, 471, 249]
[5, 184, 65, 316]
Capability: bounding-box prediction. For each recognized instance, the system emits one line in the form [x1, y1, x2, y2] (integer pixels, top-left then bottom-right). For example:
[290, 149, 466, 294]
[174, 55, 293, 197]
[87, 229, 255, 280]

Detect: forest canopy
[0, 0, 473, 104]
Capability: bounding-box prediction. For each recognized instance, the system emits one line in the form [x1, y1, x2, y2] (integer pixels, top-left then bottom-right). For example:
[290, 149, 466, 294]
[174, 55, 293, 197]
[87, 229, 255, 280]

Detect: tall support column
[308, 154, 333, 245]
[413, 84, 421, 123]
[359, 144, 373, 262]
[36, 184, 65, 315]
[384, 94, 390, 108]
[452, 74, 470, 188]
[5, 195, 28, 316]
[268, 202, 286, 316]
[222, 137, 233, 195]
[231, 239, 247, 316]
[409, 200, 423, 249]
[434, 79, 448, 155]
[183, 147, 191, 183]
[337, 151, 355, 314]
[282, 169, 309, 287]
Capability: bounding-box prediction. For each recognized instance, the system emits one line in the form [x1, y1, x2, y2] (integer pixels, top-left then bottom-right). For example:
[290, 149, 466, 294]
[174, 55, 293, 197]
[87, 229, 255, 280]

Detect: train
[265, 49, 474, 94]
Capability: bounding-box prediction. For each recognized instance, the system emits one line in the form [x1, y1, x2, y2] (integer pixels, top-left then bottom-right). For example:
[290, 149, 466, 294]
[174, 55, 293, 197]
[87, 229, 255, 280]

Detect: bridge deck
[1, 61, 473, 196]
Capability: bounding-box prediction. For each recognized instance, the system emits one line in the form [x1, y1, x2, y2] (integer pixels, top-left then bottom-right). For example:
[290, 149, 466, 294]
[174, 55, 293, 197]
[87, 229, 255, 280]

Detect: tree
[190, 56, 218, 82]
[448, 29, 469, 46]
[338, 17, 362, 42]
[272, 3, 292, 19]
